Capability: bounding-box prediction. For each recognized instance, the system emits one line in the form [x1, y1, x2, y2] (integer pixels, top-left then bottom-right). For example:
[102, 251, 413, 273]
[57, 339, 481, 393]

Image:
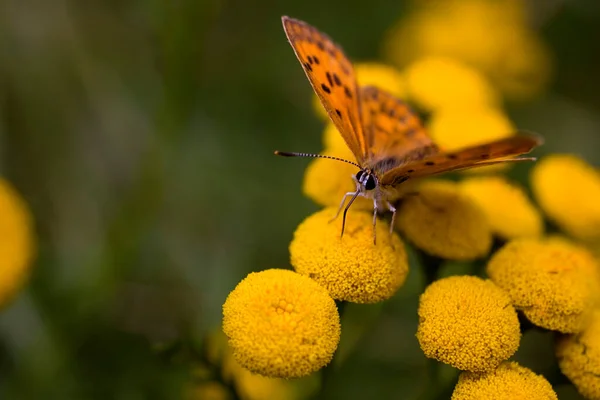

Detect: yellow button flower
[531, 154, 600, 242]
[458, 176, 543, 239]
[404, 56, 499, 112]
[0, 178, 35, 309]
[417, 276, 521, 372]
[451, 361, 558, 400]
[396, 181, 492, 260]
[487, 237, 600, 333]
[556, 310, 600, 400]
[322, 122, 346, 154]
[290, 207, 408, 303]
[302, 148, 371, 211]
[222, 350, 300, 400]
[222, 269, 340, 378]
[383, 0, 551, 101]
[427, 106, 514, 152]
[313, 62, 406, 120]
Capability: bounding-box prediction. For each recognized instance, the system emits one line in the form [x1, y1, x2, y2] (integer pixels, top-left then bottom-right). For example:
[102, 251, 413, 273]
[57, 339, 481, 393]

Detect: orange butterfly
[275, 16, 542, 243]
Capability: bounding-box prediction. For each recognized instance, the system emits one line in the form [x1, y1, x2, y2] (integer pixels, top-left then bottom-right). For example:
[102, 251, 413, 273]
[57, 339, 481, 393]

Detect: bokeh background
[1, 0, 599, 398]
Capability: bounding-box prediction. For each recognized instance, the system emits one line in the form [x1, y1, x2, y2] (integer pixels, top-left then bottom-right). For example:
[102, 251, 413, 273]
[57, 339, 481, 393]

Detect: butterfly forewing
[282, 16, 367, 163]
[360, 85, 439, 172]
[379, 134, 543, 186]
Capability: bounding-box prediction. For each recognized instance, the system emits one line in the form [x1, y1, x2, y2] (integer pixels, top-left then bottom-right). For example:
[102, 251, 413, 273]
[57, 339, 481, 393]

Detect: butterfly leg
[330, 191, 360, 223]
[372, 199, 378, 245]
[386, 201, 397, 237]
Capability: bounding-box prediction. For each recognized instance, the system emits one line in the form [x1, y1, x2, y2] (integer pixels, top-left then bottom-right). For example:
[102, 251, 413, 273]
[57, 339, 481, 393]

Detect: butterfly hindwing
[360, 85, 439, 173]
[282, 16, 367, 163]
[379, 134, 543, 186]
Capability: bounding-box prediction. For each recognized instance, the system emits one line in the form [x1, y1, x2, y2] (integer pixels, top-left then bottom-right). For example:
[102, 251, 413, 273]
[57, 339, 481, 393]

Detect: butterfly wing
[379, 133, 543, 186]
[282, 16, 367, 163]
[360, 85, 439, 172]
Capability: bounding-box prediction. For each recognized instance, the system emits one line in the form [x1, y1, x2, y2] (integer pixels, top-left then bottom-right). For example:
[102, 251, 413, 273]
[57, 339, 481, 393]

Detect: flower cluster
[219, 5, 596, 398]
[382, 0, 552, 101]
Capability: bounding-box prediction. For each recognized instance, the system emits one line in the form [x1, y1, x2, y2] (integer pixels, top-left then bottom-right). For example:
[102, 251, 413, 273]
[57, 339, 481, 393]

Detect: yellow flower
[395, 181, 492, 260]
[222, 350, 300, 400]
[222, 269, 340, 378]
[458, 176, 543, 239]
[290, 207, 408, 303]
[322, 122, 347, 154]
[302, 148, 372, 211]
[417, 276, 521, 372]
[556, 310, 600, 400]
[426, 106, 516, 174]
[383, 0, 551, 100]
[491, 27, 553, 102]
[451, 361, 558, 400]
[313, 62, 406, 120]
[403, 56, 499, 112]
[487, 237, 600, 333]
[531, 154, 600, 242]
[427, 106, 514, 152]
[0, 178, 35, 309]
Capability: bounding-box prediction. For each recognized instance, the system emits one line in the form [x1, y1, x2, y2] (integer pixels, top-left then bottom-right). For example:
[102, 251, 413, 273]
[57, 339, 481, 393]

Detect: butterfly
[275, 16, 542, 243]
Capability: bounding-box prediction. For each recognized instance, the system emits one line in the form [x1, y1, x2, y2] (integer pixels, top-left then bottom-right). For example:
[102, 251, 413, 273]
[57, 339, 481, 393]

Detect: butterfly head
[356, 169, 377, 191]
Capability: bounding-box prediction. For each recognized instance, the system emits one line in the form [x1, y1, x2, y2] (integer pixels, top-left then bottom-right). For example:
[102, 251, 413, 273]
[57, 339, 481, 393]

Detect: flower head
[531, 154, 600, 242]
[403, 56, 499, 112]
[383, 0, 551, 100]
[313, 62, 406, 120]
[556, 310, 600, 399]
[487, 237, 600, 333]
[458, 176, 543, 239]
[451, 361, 557, 400]
[222, 269, 340, 378]
[417, 276, 521, 372]
[427, 106, 514, 152]
[302, 148, 371, 210]
[396, 181, 492, 260]
[0, 178, 35, 309]
[290, 207, 408, 303]
[222, 349, 301, 400]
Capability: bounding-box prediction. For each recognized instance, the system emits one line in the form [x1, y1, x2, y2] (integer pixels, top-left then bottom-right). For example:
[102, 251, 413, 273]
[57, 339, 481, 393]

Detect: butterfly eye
[356, 170, 365, 181]
[365, 175, 376, 191]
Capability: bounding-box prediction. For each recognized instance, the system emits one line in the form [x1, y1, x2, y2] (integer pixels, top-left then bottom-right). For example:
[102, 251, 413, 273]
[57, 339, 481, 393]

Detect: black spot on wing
[321, 83, 331, 94]
[344, 86, 353, 99]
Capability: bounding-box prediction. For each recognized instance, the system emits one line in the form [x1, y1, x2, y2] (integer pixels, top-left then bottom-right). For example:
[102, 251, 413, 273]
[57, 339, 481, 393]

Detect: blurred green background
[0, 0, 599, 398]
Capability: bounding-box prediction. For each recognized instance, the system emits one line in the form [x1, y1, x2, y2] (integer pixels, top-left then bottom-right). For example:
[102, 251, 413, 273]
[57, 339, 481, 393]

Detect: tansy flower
[403, 56, 499, 112]
[383, 0, 551, 101]
[322, 122, 347, 154]
[221, 350, 302, 400]
[531, 154, 600, 243]
[427, 106, 514, 152]
[487, 237, 600, 333]
[451, 361, 558, 400]
[556, 310, 600, 400]
[0, 178, 35, 309]
[302, 148, 371, 210]
[417, 276, 521, 372]
[458, 176, 543, 240]
[396, 181, 492, 260]
[222, 269, 340, 378]
[290, 207, 408, 303]
[313, 62, 406, 120]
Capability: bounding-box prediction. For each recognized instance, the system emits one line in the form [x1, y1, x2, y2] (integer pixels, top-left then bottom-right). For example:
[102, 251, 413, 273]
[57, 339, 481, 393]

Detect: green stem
[316, 300, 347, 399]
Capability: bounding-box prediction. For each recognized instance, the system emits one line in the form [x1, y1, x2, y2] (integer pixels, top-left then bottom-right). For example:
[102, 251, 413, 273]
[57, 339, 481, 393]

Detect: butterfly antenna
[274, 151, 361, 168]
